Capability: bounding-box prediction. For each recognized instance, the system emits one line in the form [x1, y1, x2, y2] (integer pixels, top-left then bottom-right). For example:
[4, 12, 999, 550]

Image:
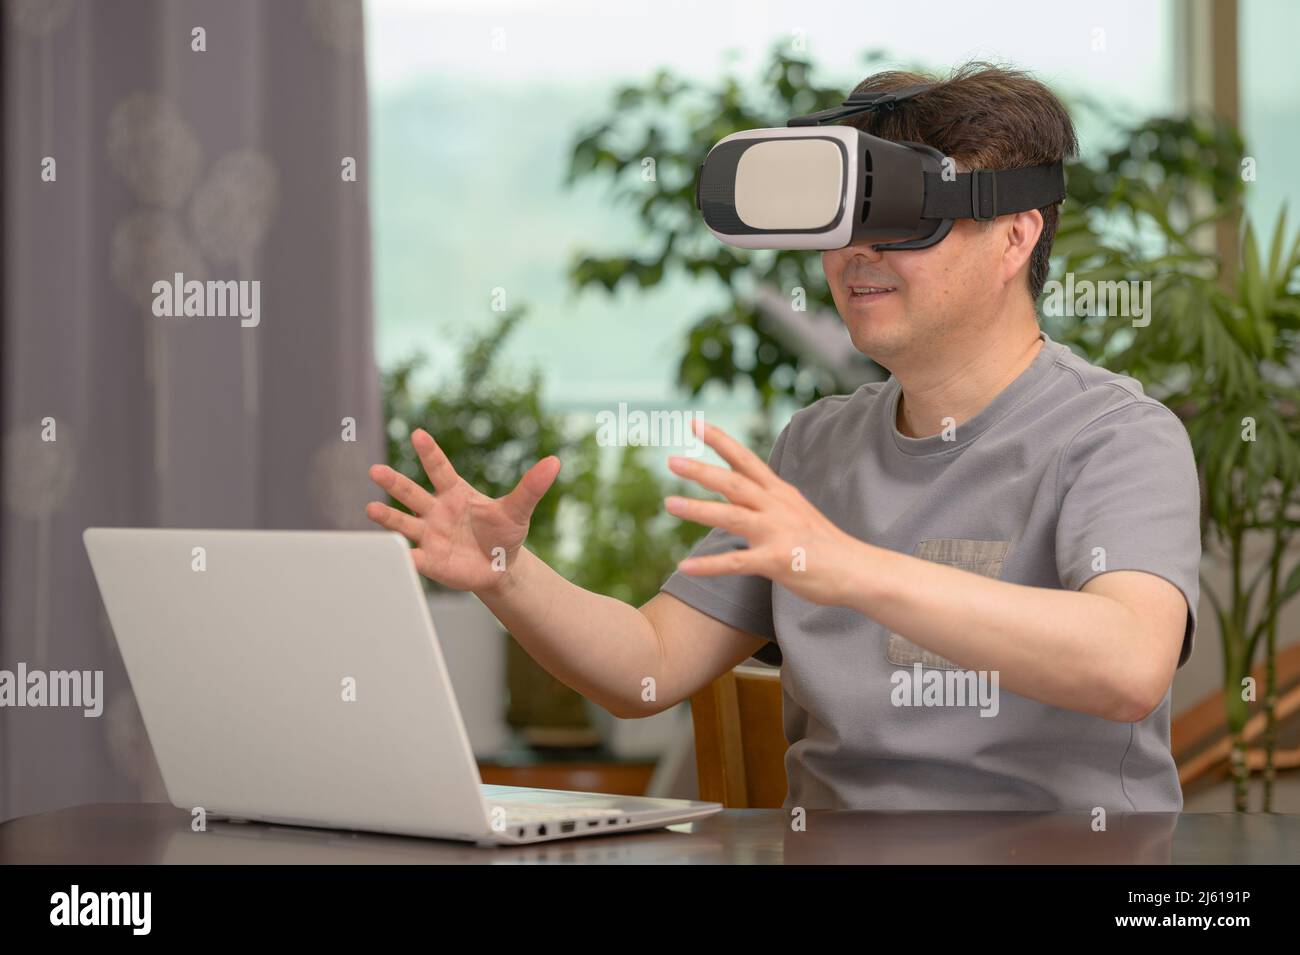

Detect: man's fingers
[664, 495, 754, 537]
[411, 429, 459, 493]
[696, 422, 777, 487]
[667, 455, 763, 508]
[499, 455, 561, 525]
[364, 501, 424, 542]
[677, 550, 758, 577]
[368, 464, 434, 514]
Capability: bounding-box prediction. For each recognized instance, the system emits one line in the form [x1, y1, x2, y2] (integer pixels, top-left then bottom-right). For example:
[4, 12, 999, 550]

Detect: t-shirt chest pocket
[885, 538, 1011, 670]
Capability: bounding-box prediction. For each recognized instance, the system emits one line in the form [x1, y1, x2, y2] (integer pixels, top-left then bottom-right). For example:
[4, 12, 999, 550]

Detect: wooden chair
[689, 664, 788, 807]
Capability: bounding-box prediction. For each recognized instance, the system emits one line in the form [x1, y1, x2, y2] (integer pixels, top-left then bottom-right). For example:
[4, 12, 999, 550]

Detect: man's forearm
[843, 542, 1169, 721]
[474, 548, 665, 718]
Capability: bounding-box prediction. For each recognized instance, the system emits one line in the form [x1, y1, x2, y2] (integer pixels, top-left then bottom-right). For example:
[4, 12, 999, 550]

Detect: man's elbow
[1110, 671, 1171, 724]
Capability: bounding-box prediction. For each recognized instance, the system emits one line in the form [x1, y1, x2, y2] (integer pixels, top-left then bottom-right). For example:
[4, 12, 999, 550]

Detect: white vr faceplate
[700, 126, 862, 250]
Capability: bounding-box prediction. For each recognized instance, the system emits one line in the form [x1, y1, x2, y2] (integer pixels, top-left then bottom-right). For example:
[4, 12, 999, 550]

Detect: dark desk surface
[1, 803, 1297, 864]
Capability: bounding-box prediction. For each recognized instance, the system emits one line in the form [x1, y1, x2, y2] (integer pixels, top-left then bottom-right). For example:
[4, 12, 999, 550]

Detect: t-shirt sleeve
[1054, 399, 1202, 667]
[658, 422, 792, 647]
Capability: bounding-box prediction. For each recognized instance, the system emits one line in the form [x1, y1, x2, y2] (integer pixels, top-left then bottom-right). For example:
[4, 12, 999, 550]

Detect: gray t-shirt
[662, 328, 1201, 811]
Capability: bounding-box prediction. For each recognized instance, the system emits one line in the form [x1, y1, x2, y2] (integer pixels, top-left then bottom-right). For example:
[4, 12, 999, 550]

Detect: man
[365, 64, 1201, 812]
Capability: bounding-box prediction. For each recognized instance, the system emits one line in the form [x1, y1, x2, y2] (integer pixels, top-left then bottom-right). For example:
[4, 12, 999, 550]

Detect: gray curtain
[1, 0, 380, 821]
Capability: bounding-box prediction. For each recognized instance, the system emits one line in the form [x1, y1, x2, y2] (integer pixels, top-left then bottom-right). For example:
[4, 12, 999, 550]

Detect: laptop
[83, 528, 722, 844]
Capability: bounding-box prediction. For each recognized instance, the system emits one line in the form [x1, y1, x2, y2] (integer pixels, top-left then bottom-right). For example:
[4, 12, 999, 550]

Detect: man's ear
[1001, 208, 1043, 290]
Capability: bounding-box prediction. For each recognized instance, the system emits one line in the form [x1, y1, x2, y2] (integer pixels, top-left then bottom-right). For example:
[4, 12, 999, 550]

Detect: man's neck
[894, 318, 1044, 439]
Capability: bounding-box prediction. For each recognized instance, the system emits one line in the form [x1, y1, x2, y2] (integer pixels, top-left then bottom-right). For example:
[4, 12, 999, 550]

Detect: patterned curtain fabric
[1, 0, 380, 821]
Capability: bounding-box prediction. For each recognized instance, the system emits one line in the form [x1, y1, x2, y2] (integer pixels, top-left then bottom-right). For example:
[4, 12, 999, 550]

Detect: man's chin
[843, 308, 909, 361]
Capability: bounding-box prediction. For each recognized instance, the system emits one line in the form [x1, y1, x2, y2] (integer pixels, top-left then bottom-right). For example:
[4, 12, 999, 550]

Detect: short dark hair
[844, 62, 1077, 299]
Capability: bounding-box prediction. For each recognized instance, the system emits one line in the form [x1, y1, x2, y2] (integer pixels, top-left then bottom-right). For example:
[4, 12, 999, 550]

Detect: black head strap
[922, 162, 1066, 220]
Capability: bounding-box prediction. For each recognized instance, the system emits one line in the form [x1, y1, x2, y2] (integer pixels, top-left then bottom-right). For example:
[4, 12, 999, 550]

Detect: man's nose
[840, 240, 885, 262]
[825, 241, 888, 283]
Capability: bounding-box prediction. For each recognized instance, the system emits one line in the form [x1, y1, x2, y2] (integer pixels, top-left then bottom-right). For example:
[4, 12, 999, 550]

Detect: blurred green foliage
[565, 47, 907, 435]
[382, 310, 569, 568]
[381, 310, 704, 607]
[382, 312, 709, 733]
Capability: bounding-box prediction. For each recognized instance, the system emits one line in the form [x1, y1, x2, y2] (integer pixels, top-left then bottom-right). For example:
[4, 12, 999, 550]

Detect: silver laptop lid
[83, 528, 491, 841]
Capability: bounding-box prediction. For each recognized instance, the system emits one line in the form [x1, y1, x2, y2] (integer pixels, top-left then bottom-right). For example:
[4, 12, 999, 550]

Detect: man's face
[821, 219, 1005, 369]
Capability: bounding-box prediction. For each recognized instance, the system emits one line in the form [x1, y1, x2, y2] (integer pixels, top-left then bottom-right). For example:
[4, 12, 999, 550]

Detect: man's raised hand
[365, 428, 560, 593]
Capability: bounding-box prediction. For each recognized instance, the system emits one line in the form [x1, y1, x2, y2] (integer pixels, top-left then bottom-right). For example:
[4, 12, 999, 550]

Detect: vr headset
[695, 84, 1066, 251]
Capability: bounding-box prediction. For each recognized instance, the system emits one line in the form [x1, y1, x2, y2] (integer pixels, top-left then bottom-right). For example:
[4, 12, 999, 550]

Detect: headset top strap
[786, 84, 934, 127]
